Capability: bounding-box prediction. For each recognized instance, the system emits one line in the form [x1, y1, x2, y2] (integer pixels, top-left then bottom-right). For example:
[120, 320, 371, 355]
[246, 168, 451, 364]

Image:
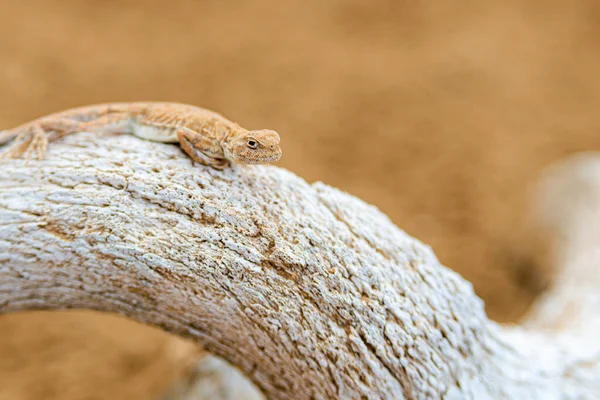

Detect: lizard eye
[247, 139, 259, 149]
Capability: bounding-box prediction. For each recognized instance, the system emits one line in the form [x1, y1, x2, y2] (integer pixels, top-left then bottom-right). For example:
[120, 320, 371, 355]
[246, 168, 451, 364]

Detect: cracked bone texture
[1, 133, 599, 399]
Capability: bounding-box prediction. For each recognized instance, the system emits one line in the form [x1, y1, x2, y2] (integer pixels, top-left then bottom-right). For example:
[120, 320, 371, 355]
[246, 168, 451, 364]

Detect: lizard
[0, 101, 282, 170]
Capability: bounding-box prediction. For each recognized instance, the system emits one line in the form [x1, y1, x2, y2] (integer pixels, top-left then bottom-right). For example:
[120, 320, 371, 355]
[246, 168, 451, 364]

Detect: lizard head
[227, 129, 282, 164]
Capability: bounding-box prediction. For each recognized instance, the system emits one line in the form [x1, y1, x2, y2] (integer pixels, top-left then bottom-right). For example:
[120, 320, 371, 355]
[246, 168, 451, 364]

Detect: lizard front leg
[176, 128, 230, 170]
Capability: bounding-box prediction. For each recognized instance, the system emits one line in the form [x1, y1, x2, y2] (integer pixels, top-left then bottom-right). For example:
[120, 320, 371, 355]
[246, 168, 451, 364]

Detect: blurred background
[1, 0, 599, 398]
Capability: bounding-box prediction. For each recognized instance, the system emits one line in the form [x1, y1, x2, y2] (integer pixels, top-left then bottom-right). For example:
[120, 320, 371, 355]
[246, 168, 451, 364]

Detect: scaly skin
[0, 102, 282, 170]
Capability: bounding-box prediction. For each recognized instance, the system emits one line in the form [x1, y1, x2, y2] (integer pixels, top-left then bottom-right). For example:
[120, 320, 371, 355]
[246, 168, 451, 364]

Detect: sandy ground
[1, 0, 600, 398]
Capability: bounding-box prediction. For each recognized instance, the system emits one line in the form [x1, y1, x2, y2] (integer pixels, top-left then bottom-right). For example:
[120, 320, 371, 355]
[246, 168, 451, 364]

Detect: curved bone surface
[1, 133, 599, 399]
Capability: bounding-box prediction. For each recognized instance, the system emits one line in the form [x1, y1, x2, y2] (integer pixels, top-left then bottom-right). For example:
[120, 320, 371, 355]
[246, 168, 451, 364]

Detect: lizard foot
[0, 125, 50, 163]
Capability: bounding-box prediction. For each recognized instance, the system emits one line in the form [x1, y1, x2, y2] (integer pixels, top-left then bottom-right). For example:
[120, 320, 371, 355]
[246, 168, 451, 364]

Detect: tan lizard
[0, 101, 282, 170]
